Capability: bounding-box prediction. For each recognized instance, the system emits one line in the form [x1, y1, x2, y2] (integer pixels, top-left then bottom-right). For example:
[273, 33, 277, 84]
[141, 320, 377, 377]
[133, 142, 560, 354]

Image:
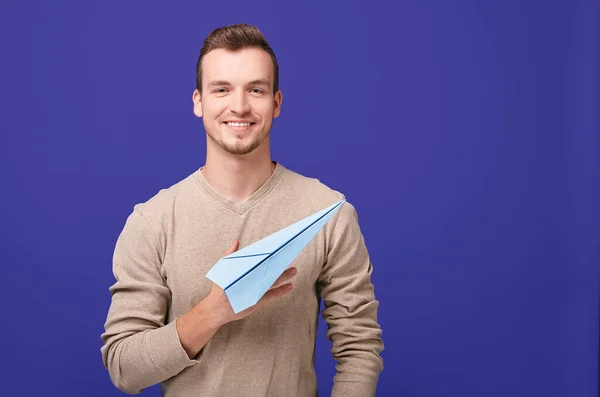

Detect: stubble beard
[205, 121, 271, 156]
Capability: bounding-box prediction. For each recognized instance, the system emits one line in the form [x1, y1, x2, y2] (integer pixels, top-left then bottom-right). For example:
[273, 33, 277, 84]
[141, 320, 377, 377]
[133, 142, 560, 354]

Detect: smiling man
[101, 24, 384, 397]
[197, 48, 279, 157]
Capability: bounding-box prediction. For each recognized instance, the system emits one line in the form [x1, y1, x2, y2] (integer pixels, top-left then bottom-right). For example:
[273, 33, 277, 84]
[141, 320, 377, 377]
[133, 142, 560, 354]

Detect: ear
[192, 89, 203, 118]
[273, 90, 283, 118]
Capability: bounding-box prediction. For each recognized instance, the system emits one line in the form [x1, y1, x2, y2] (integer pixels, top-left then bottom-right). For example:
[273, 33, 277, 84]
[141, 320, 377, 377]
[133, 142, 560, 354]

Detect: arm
[176, 240, 296, 358]
[100, 207, 202, 394]
[317, 201, 384, 397]
[100, 210, 296, 394]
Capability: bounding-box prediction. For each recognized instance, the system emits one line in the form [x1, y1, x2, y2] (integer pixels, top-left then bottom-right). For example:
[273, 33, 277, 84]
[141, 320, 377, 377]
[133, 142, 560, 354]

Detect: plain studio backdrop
[0, 1, 597, 396]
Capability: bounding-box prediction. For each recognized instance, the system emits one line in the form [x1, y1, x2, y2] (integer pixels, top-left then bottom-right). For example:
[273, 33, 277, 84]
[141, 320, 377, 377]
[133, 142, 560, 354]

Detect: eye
[214, 88, 228, 93]
[250, 88, 264, 94]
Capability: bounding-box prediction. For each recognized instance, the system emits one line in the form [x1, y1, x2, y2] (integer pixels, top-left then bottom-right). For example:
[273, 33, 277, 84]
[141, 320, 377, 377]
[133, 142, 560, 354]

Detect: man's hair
[196, 24, 279, 94]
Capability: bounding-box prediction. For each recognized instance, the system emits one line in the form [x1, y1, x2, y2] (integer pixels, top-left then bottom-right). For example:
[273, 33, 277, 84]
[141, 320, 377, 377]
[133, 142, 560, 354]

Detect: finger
[236, 305, 258, 318]
[260, 283, 293, 303]
[241, 283, 293, 316]
[270, 267, 297, 288]
[222, 240, 239, 257]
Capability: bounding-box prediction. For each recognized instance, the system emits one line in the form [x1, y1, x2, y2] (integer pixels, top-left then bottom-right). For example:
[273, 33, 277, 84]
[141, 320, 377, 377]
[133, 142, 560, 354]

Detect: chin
[217, 137, 259, 156]
[222, 144, 259, 156]
[206, 125, 269, 156]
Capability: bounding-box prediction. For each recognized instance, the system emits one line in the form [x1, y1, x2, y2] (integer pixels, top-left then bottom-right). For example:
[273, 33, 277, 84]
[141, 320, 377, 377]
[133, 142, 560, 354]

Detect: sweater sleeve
[317, 201, 384, 397]
[100, 207, 200, 394]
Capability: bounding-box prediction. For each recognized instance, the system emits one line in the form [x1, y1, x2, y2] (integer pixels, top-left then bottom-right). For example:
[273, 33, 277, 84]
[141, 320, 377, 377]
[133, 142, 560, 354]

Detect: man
[101, 24, 384, 397]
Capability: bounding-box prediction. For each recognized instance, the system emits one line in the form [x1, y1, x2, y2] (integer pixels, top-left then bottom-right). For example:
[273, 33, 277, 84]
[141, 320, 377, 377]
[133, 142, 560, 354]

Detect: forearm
[176, 297, 223, 359]
[328, 325, 383, 397]
[326, 300, 384, 397]
[332, 378, 379, 397]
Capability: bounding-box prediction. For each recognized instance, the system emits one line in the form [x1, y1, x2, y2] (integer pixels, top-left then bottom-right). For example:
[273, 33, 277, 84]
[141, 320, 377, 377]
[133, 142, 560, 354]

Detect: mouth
[223, 121, 256, 129]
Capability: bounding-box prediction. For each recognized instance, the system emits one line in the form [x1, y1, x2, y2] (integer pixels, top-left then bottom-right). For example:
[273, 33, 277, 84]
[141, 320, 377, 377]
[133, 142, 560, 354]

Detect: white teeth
[227, 122, 252, 127]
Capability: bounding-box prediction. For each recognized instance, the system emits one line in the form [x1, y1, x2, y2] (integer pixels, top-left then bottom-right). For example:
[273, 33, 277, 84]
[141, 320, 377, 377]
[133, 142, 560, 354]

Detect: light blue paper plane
[205, 199, 346, 313]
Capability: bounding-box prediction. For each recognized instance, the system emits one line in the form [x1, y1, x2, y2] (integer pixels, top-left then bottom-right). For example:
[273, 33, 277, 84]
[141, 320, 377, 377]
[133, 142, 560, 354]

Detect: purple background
[1, 1, 598, 396]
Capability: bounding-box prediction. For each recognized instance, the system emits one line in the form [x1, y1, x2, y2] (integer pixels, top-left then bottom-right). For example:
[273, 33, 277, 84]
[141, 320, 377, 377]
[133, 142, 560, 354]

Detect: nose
[229, 89, 250, 115]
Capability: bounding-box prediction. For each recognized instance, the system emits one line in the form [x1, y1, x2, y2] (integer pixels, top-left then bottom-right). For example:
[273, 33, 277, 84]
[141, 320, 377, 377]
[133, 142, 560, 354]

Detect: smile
[225, 121, 255, 127]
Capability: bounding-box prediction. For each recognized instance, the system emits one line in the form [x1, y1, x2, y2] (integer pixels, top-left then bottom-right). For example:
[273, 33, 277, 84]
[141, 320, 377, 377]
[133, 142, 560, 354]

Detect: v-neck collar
[192, 161, 286, 215]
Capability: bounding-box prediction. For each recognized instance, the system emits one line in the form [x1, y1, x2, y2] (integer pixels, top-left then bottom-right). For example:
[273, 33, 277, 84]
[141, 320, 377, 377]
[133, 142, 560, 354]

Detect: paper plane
[206, 199, 346, 313]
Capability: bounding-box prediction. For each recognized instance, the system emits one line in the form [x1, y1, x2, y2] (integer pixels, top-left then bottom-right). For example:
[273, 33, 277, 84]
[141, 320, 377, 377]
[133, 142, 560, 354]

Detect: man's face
[193, 48, 282, 156]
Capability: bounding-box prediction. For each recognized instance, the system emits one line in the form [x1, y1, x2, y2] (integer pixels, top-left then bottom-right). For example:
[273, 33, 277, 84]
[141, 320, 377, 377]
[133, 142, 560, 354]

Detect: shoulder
[278, 163, 361, 232]
[279, 164, 345, 206]
[278, 166, 369, 267]
[129, 170, 199, 228]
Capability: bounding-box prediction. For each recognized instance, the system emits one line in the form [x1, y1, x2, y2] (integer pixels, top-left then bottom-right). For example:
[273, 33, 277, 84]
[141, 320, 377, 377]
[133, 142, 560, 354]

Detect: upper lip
[224, 120, 255, 123]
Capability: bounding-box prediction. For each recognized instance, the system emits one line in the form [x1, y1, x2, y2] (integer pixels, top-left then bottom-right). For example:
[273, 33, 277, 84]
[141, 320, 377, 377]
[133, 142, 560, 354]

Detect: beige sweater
[101, 162, 384, 396]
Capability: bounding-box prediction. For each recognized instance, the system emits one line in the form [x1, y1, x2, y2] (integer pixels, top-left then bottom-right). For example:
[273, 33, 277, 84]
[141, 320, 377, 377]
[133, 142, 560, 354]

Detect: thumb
[222, 240, 240, 257]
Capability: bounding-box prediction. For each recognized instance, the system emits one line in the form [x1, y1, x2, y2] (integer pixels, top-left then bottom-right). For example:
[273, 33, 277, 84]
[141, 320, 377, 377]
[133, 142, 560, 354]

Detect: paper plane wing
[205, 199, 345, 313]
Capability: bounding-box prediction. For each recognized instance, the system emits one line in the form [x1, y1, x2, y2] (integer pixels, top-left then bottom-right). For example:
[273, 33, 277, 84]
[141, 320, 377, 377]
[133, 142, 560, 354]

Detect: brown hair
[196, 24, 279, 94]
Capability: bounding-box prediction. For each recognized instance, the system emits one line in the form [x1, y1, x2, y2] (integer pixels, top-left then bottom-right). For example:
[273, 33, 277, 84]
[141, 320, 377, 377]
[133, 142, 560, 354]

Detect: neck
[201, 141, 275, 203]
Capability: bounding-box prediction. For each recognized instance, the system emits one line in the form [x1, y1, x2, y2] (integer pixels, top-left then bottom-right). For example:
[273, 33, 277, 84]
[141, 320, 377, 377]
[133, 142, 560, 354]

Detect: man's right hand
[203, 240, 297, 327]
[176, 240, 297, 359]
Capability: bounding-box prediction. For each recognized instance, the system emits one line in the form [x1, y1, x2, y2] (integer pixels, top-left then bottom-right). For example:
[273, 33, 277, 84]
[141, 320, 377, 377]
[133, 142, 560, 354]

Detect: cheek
[209, 111, 225, 125]
[255, 102, 275, 119]
[201, 100, 224, 119]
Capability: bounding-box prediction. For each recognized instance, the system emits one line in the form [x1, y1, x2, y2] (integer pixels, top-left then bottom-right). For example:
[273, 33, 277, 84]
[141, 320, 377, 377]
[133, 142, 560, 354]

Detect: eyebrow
[207, 79, 271, 88]
[248, 79, 270, 88]
[207, 80, 231, 88]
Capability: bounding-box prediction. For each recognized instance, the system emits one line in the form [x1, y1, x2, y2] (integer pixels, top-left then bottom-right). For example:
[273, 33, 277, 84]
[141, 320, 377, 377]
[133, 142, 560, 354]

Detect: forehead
[201, 48, 274, 85]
